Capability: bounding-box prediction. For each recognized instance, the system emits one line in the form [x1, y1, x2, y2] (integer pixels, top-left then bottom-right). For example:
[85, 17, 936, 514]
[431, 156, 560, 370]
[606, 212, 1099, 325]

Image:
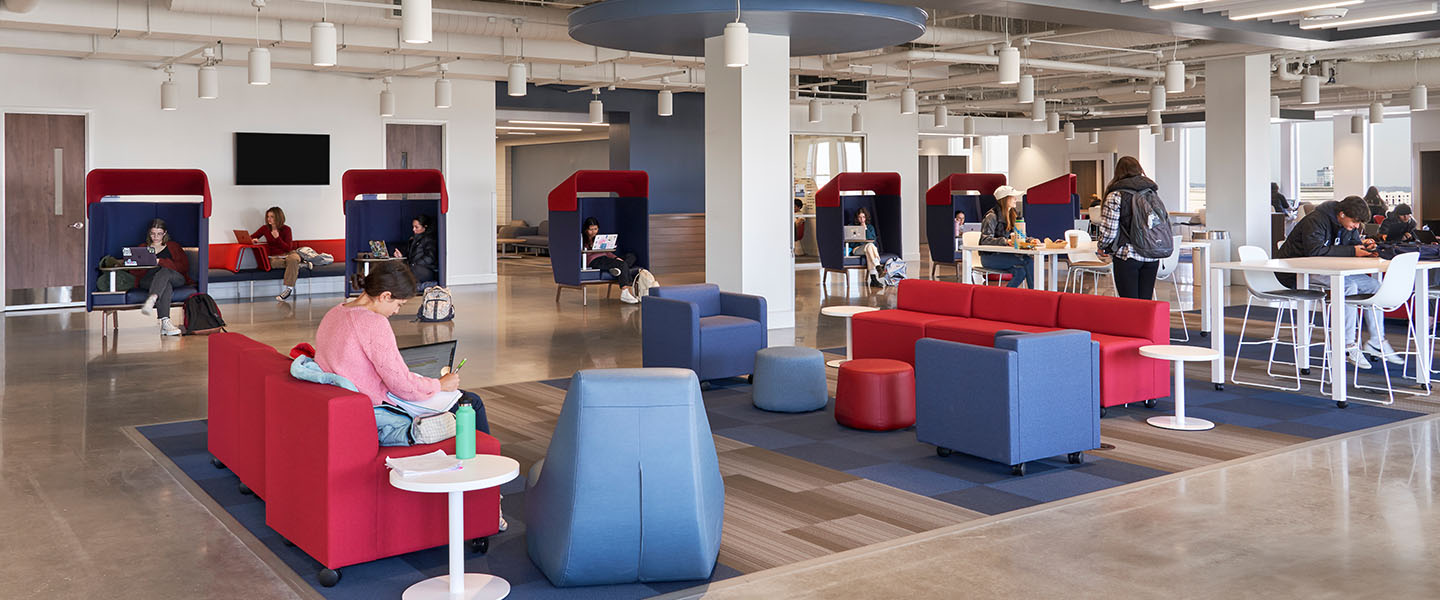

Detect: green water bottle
[454, 400, 476, 459]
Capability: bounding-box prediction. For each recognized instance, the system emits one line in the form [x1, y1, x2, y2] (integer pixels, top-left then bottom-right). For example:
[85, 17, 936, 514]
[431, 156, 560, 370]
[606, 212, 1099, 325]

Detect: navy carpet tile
[136, 422, 739, 600]
[543, 375, 1422, 517]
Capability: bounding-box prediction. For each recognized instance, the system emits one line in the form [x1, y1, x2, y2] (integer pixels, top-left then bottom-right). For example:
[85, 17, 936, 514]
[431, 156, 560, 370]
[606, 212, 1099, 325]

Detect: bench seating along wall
[852, 279, 1169, 408]
[1022, 173, 1079, 242]
[816, 172, 903, 271]
[924, 173, 1006, 267]
[207, 239, 347, 283]
[341, 169, 449, 295]
[549, 170, 650, 286]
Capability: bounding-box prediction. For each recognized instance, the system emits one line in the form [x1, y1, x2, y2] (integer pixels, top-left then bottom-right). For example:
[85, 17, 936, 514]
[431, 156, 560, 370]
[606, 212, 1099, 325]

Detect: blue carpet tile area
[538, 376, 1424, 517]
[136, 421, 739, 600]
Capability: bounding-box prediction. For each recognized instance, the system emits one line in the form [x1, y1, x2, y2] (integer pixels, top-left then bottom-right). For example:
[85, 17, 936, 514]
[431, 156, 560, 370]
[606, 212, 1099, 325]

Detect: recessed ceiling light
[496, 126, 583, 132]
[506, 120, 609, 127]
[1230, 1, 1361, 20]
[505, 132, 537, 135]
[1300, 6, 1437, 29]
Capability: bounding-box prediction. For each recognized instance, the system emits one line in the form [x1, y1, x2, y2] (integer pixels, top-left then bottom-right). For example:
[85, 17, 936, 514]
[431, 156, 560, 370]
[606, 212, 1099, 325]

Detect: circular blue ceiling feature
[568, 0, 928, 57]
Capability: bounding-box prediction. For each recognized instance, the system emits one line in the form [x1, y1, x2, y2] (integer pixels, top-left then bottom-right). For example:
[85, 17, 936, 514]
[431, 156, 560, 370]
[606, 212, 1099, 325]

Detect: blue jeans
[981, 254, 1033, 288]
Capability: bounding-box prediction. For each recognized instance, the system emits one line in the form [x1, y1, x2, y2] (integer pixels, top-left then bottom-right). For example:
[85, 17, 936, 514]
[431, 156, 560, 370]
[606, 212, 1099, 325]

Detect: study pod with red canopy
[816, 172, 904, 272]
[341, 169, 447, 295]
[925, 173, 1006, 268]
[85, 168, 211, 311]
[547, 170, 650, 290]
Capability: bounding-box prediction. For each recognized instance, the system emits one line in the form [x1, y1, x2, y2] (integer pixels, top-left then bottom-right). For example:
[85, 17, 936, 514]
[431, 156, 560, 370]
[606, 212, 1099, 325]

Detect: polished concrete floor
[2, 259, 1436, 599]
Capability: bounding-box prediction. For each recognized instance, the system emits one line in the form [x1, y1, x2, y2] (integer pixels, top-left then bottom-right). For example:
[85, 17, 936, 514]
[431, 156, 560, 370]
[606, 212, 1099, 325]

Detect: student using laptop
[848, 207, 885, 288]
[135, 218, 192, 336]
[1378, 203, 1417, 242]
[250, 206, 302, 302]
[392, 214, 439, 284]
[582, 216, 641, 303]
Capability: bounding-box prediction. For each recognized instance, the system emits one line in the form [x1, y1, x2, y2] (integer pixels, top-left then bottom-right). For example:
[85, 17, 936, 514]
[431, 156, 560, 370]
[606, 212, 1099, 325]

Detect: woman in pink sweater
[315, 261, 489, 432]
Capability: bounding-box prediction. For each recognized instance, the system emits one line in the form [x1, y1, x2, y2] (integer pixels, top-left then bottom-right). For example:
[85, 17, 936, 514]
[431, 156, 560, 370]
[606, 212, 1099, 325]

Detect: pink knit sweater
[315, 303, 440, 407]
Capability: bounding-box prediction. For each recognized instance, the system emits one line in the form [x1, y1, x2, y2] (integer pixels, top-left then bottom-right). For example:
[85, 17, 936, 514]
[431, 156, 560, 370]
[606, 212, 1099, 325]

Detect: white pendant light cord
[735, 0, 741, 23]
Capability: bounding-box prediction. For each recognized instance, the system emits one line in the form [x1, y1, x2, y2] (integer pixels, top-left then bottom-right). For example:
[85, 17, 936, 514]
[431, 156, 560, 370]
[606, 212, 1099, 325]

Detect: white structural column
[1205, 55, 1271, 264]
[1278, 122, 1298, 200]
[1333, 114, 1369, 200]
[1154, 129, 1186, 213]
[705, 33, 795, 329]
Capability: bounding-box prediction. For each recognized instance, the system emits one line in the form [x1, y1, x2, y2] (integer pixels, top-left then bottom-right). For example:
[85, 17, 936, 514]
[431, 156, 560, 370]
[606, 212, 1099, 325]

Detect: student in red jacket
[136, 218, 192, 336]
[251, 206, 302, 302]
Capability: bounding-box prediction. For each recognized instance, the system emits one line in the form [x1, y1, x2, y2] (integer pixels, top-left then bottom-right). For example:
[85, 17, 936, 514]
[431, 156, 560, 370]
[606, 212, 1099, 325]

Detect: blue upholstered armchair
[641, 284, 767, 382]
[524, 368, 725, 587]
[915, 330, 1101, 476]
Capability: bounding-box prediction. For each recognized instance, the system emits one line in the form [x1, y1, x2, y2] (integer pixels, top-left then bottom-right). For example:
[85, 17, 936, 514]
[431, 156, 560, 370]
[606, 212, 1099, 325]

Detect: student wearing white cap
[978, 185, 1032, 288]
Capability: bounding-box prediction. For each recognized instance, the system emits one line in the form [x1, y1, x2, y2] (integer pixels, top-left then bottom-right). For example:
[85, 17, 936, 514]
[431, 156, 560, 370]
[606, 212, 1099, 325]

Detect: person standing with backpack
[1098, 156, 1173, 300]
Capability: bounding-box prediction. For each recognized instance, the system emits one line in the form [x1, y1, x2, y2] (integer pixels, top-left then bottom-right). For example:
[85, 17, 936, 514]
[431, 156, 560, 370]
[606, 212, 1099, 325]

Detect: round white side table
[1140, 344, 1220, 431]
[389, 454, 521, 600]
[821, 305, 879, 368]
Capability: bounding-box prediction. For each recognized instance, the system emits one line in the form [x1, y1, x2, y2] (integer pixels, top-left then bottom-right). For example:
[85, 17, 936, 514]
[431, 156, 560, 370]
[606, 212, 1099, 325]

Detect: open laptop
[399, 340, 457, 379]
[591, 234, 618, 250]
[369, 240, 389, 258]
[233, 229, 254, 244]
[121, 246, 159, 266]
[1417, 229, 1438, 244]
[843, 225, 868, 241]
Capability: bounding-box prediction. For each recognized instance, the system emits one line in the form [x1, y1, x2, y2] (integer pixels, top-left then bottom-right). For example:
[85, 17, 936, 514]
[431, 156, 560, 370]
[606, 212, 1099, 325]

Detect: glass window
[1186, 127, 1205, 212]
[1369, 116, 1411, 210]
[1294, 120, 1334, 206]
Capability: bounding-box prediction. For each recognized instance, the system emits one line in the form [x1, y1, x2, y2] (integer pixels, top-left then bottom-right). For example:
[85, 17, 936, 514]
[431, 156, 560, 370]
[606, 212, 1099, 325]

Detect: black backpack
[1117, 187, 1174, 259]
[182, 293, 227, 335]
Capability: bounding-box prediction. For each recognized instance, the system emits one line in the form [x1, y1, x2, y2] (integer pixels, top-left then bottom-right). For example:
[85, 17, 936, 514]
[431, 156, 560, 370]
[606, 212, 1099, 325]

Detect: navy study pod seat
[84, 169, 211, 311]
[341, 169, 448, 296]
[816, 172, 903, 272]
[1022, 173, 1079, 242]
[924, 173, 1006, 267]
[548, 170, 649, 288]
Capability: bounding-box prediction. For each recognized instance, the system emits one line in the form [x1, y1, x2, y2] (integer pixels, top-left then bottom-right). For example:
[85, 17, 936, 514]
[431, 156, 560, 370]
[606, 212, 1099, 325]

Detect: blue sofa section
[524, 368, 724, 587]
[641, 284, 767, 382]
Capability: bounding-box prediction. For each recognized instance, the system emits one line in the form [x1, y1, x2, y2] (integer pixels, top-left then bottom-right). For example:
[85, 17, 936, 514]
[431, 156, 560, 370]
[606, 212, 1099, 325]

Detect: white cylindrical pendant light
[724, 21, 749, 68]
[1412, 84, 1428, 111]
[962, 115, 975, 136]
[1270, 95, 1281, 119]
[311, 21, 337, 67]
[1017, 74, 1034, 104]
[1032, 96, 1045, 122]
[1148, 109, 1161, 128]
[998, 46, 1020, 84]
[379, 89, 395, 117]
[658, 89, 674, 117]
[160, 80, 177, 111]
[1301, 75, 1320, 104]
[933, 105, 948, 127]
[851, 107, 863, 133]
[1089, 131, 1099, 145]
[401, 0, 432, 44]
[1021, 134, 1032, 149]
[589, 98, 604, 123]
[1164, 127, 1176, 143]
[198, 65, 218, 99]
[963, 136, 973, 150]
[248, 47, 270, 85]
[809, 99, 823, 123]
[1370, 101, 1384, 124]
[901, 87, 918, 115]
[434, 77, 451, 108]
[1351, 114, 1364, 134]
[1046, 111, 1059, 133]
[1150, 83, 1166, 112]
[507, 63, 527, 97]
[1165, 60, 1185, 94]
[1064, 121, 1075, 141]
[1151, 125, 1161, 135]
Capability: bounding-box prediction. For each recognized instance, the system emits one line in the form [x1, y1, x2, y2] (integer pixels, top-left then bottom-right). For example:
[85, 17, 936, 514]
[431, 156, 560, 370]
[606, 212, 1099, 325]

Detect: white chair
[1404, 280, 1440, 378]
[1155, 235, 1190, 341]
[1063, 229, 1112, 295]
[1342, 251, 1423, 405]
[962, 230, 1010, 286]
[1229, 245, 1329, 392]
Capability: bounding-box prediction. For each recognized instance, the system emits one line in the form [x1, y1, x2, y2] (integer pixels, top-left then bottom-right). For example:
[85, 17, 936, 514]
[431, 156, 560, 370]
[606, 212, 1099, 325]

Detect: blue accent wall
[498, 83, 705, 214]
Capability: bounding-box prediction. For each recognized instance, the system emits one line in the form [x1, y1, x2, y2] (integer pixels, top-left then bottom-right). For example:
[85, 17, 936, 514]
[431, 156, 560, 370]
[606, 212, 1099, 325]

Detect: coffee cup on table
[1066, 231, 1079, 248]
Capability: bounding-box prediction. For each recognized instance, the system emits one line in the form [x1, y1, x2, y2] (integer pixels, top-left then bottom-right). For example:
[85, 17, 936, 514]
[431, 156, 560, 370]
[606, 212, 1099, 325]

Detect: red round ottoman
[835, 359, 915, 431]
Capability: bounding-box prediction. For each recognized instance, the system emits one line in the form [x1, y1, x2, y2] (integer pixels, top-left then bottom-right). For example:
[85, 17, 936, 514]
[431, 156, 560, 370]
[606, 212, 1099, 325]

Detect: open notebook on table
[388, 340, 461, 417]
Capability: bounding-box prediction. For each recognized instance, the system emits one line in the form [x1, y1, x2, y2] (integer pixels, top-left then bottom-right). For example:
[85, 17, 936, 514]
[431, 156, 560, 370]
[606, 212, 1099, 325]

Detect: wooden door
[386, 124, 444, 172]
[5, 114, 86, 294]
[1070, 160, 1101, 205]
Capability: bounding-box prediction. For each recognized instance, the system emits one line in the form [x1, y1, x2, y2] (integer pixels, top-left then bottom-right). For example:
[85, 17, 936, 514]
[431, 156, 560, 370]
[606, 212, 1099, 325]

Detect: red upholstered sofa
[207, 332, 501, 585]
[852, 280, 1169, 410]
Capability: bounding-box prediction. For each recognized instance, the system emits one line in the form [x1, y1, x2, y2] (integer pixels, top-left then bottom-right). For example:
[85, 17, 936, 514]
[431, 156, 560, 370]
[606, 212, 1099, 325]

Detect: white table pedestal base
[402, 574, 511, 600]
[1146, 415, 1215, 431]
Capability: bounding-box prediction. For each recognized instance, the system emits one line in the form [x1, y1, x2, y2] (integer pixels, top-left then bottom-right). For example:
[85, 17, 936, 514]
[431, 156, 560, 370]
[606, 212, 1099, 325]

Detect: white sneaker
[275, 286, 293, 301]
[1347, 347, 1372, 370]
[160, 317, 182, 336]
[140, 294, 158, 316]
[1364, 339, 1404, 365]
[619, 288, 640, 304]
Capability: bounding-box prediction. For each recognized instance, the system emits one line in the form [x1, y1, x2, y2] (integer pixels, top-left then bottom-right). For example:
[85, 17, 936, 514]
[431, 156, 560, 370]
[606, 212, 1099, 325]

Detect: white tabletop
[1140, 344, 1221, 361]
[958, 243, 1083, 256]
[1179, 241, 1210, 249]
[388, 454, 520, 494]
[355, 256, 403, 262]
[821, 305, 879, 318]
[1210, 256, 1389, 276]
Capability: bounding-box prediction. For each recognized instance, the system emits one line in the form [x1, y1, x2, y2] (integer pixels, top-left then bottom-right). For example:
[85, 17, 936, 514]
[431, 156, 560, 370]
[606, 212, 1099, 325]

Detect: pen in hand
[454, 358, 467, 373]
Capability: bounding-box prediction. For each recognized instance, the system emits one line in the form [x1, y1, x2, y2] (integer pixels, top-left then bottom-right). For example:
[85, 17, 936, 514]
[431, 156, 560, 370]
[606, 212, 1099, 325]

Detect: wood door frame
[381, 119, 448, 175]
[0, 107, 93, 311]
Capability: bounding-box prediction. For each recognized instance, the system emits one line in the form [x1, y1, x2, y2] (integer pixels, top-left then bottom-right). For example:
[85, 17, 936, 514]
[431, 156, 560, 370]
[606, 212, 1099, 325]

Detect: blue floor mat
[136, 422, 739, 599]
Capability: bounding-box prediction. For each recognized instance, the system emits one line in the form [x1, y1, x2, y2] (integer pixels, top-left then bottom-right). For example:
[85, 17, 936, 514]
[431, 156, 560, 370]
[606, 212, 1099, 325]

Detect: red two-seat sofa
[207, 332, 502, 586]
[852, 280, 1169, 410]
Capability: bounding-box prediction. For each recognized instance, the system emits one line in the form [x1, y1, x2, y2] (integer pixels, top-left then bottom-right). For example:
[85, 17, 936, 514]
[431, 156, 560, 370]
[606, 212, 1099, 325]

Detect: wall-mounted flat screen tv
[235, 132, 330, 185]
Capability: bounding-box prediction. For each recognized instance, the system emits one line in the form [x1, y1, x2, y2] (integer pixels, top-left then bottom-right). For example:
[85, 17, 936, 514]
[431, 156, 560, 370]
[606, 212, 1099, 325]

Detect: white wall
[1333, 114, 1368, 201]
[1006, 133, 1068, 190]
[1153, 131, 1187, 212]
[0, 54, 498, 285]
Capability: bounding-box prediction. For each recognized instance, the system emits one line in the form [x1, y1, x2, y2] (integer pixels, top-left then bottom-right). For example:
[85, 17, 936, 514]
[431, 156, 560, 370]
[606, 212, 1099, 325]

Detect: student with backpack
[1098, 156, 1173, 300]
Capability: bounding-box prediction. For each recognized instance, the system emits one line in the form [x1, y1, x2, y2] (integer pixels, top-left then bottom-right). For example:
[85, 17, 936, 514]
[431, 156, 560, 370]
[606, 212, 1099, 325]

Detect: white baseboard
[447, 273, 498, 286]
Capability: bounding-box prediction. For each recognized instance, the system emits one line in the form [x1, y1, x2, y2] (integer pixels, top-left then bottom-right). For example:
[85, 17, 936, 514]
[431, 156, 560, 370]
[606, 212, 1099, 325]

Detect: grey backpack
[1118, 188, 1174, 259]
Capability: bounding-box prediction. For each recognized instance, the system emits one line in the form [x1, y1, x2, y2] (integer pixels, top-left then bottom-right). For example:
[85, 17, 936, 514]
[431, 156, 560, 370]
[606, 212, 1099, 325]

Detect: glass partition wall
[792, 135, 864, 266]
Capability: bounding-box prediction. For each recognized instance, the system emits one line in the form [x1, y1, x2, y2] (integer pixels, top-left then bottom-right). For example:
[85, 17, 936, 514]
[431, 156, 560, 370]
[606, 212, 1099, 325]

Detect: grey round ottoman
[752, 346, 828, 413]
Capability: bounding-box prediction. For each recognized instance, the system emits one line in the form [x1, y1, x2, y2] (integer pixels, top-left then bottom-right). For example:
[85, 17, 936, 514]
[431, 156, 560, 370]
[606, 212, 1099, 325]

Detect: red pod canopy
[925, 173, 1006, 206]
[341, 169, 450, 213]
[815, 172, 901, 207]
[86, 169, 213, 217]
[548, 170, 649, 212]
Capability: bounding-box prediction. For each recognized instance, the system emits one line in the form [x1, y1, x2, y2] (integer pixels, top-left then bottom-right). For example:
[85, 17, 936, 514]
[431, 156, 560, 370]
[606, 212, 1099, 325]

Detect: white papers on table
[385, 449, 462, 479]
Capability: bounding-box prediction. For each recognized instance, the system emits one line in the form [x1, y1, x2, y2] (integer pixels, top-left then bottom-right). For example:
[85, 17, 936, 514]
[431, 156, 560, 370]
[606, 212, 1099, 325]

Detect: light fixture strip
[1150, 0, 1221, 10]
[1300, 6, 1438, 29]
[1230, 0, 1365, 20]
[507, 120, 610, 127]
[496, 126, 585, 132]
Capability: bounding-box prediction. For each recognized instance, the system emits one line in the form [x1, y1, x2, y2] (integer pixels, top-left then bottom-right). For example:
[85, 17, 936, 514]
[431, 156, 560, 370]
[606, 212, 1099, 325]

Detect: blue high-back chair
[924, 173, 1006, 277]
[524, 368, 724, 587]
[341, 169, 448, 295]
[641, 283, 767, 382]
[1020, 173, 1079, 242]
[84, 169, 210, 317]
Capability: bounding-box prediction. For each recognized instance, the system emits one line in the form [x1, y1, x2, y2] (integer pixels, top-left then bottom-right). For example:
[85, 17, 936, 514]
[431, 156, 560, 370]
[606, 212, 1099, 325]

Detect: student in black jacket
[1275, 195, 1397, 368]
[1378, 203, 1416, 242]
[393, 214, 439, 283]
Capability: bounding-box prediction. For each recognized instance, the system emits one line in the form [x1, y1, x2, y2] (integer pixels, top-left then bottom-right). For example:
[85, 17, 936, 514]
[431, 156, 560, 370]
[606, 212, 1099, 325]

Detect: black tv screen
[234, 132, 330, 185]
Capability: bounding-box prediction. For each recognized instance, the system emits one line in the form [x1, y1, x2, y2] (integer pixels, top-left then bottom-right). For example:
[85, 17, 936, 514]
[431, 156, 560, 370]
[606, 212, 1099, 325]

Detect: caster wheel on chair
[1301, 368, 1311, 375]
[238, 483, 253, 496]
[317, 568, 341, 587]
[1214, 383, 1224, 391]
[469, 537, 489, 554]
[282, 538, 295, 547]
[1011, 463, 1027, 477]
[1200, 331, 1209, 338]
[936, 447, 953, 457]
[1099, 407, 1108, 418]
[746, 374, 754, 384]
[210, 457, 226, 469]
[700, 381, 711, 391]
[1067, 452, 1084, 464]
[1337, 401, 1349, 409]
[1143, 399, 1157, 409]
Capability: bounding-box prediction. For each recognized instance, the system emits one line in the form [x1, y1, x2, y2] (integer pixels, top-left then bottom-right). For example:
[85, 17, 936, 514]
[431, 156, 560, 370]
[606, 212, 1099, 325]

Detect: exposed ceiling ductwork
[165, 0, 574, 40]
[1335, 56, 1440, 90]
[850, 49, 1173, 80]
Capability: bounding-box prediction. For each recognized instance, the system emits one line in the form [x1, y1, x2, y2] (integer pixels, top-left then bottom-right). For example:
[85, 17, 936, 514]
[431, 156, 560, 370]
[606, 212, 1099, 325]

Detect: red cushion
[852, 309, 953, 364]
[896, 279, 973, 317]
[1056, 293, 1167, 341]
[208, 333, 291, 499]
[925, 317, 1058, 348]
[835, 359, 915, 431]
[1088, 333, 1168, 407]
[970, 286, 1061, 327]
